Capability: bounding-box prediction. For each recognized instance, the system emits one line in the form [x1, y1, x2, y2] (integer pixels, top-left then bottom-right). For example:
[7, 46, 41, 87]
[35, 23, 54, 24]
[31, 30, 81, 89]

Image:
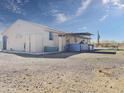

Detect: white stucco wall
[3, 20, 66, 53]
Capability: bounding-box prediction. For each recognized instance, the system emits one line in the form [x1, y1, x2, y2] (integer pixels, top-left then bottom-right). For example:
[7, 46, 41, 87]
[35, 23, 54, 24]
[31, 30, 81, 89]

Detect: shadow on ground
[13, 52, 81, 58]
[1, 48, 117, 59]
[92, 49, 117, 54]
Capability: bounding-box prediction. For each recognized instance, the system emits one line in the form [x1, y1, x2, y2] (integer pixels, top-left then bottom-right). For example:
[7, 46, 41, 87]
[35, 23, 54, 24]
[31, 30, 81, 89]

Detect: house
[2, 20, 94, 54]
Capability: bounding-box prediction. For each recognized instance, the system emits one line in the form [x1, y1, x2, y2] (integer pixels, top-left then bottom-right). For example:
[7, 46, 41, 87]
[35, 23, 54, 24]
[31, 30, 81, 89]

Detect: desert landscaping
[1, 0, 124, 93]
[0, 51, 124, 93]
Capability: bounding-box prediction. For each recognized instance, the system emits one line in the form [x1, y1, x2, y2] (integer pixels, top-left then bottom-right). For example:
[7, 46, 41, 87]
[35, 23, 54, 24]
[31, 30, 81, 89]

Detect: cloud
[76, 0, 92, 16]
[102, 0, 124, 9]
[112, 0, 124, 9]
[3, 0, 30, 15]
[102, 0, 110, 5]
[53, 0, 92, 23]
[0, 22, 7, 32]
[100, 0, 124, 21]
[16, 0, 30, 4]
[52, 0, 92, 23]
[0, 16, 9, 33]
[51, 9, 70, 23]
[54, 13, 69, 23]
[99, 14, 109, 21]
[78, 26, 87, 31]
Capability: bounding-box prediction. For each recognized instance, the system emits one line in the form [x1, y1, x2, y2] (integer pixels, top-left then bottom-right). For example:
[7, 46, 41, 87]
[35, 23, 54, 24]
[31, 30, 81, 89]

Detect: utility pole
[97, 30, 100, 46]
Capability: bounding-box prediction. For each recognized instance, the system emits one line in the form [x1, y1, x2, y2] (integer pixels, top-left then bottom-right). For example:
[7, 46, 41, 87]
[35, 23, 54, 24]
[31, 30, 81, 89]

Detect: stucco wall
[66, 35, 82, 44]
[3, 20, 91, 53]
[3, 20, 65, 53]
[65, 35, 90, 44]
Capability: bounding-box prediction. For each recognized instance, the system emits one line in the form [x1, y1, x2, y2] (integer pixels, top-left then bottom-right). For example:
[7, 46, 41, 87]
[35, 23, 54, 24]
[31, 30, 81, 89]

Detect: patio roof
[78, 36, 91, 39]
[66, 32, 93, 36]
[59, 32, 93, 39]
[64, 32, 93, 39]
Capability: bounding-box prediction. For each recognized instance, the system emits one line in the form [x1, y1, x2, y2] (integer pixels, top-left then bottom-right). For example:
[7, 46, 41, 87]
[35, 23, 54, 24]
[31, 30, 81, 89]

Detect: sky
[0, 0, 124, 42]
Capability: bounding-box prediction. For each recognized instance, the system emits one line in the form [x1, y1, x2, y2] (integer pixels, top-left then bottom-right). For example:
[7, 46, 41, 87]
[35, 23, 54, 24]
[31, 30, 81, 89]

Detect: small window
[49, 32, 53, 40]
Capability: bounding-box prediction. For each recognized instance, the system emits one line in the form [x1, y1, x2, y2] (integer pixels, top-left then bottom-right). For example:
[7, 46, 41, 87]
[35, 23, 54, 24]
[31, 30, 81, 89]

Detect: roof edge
[17, 19, 66, 34]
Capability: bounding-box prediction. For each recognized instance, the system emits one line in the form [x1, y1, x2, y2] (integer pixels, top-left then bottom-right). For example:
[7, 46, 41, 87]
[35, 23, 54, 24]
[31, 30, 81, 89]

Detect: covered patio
[64, 32, 94, 52]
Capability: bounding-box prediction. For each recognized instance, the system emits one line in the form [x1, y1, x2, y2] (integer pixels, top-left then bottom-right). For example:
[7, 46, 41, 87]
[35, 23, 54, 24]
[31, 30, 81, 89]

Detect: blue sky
[0, 0, 124, 42]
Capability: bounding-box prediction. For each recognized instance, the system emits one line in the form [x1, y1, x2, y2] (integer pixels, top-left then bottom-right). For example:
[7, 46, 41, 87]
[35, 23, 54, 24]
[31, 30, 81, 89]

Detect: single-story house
[2, 20, 94, 54]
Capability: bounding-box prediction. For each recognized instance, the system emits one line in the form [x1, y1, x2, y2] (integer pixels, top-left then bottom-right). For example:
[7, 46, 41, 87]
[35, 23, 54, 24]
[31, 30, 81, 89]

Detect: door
[25, 34, 32, 53]
[59, 36, 63, 51]
[3, 36, 7, 50]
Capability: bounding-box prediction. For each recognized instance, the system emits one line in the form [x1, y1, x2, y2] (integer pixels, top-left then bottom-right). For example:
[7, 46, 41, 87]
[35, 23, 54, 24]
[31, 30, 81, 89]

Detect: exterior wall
[65, 35, 92, 51]
[5, 33, 66, 53]
[66, 35, 83, 44]
[3, 20, 66, 53]
[2, 20, 92, 53]
[58, 36, 66, 51]
[65, 35, 91, 44]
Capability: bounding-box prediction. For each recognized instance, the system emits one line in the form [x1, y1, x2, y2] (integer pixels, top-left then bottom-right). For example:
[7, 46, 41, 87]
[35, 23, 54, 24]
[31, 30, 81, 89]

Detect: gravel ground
[0, 52, 124, 93]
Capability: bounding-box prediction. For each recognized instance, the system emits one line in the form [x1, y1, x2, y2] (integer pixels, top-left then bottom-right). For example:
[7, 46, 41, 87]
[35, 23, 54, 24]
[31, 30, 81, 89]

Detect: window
[49, 32, 53, 40]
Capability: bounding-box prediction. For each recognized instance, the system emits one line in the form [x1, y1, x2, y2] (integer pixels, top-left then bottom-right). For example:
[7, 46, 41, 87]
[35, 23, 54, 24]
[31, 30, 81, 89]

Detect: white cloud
[78, 26, 87, 30]
[102, 0, 110, 5]
[112, 0, 124, 9]
[52, 0, 92, 23]
[113, 0, 123, 8]
[82, 26, 87, 30]
[51, 0, 93, 23]
[0, 22, 6, 32]
[102, 0, 124, 9]
[100, 0, 124, 21]
[50, 8, 70, 23]
[55, 13, 69, 23]
[76, 0, 92, 16]
[17, 0, 30, 4]
[51, 9, 59, 14]
[99, 14, 109, 21]
[4, 0, 30, 15]
[51, 8, 70, 23]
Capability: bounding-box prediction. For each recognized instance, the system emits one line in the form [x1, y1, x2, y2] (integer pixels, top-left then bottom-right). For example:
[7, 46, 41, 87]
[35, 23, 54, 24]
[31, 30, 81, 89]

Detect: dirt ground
[0, 51, 124, 93]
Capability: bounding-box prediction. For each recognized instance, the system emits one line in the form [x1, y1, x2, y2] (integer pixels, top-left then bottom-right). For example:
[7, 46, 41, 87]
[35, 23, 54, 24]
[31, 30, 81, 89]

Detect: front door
[3, 36, 7, 50]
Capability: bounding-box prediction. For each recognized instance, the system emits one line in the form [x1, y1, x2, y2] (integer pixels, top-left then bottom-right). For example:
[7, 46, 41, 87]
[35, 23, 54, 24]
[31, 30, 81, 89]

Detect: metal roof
[66, 32, 93, 36]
